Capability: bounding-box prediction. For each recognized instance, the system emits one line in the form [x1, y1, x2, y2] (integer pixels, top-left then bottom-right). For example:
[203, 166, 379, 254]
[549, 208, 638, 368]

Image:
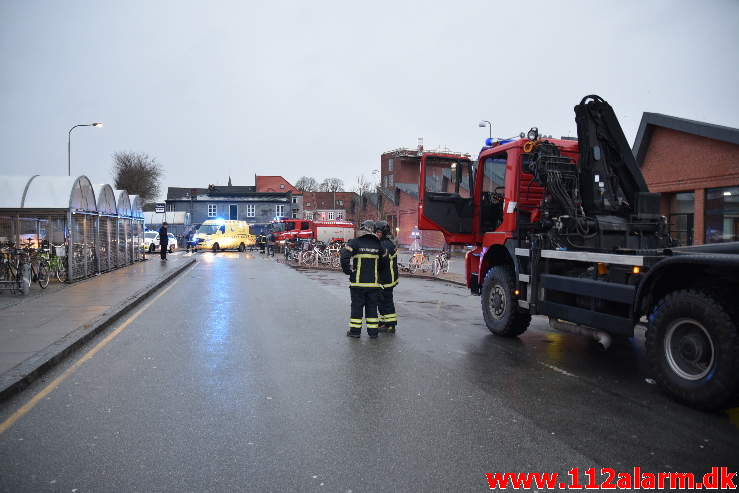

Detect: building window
[276, 205, 285, 217]
[292, 197, 297, 203]
[388, 174, 394, 187]
[706, 186, 739, 244]
[388, 158, 394, 171]
[328, 212, 335, 220]
[306, 202, 311, 207]
[292, 211, 298, 218]
[280, 184, 285, 189]
[208, 204, 217, 217]
[305, 211, 313, 220]
[336, 212, 343, 219]
[167, 204, 176, 212]
[669, 192, 694, 246]
[246, 204, 255, 217]
[384, 176, 387, 187]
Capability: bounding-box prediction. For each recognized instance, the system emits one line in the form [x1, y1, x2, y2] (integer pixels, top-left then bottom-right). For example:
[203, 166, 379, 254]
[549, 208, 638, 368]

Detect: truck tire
[646, 289, 739, 410]
[212, 243, 219, 252]
[149, 244, 155, 253]
[481, 265, 531, 337]
[238, 243, 245, 252]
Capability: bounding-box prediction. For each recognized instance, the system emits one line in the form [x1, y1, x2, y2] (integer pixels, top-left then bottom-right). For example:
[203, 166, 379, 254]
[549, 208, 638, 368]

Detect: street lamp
[68, 123, 103, 176]
[478, 120, 491, 140]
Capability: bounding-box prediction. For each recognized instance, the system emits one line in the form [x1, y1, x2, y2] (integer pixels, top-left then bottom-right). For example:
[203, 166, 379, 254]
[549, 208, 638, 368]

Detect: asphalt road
[0, 252, 737, 492]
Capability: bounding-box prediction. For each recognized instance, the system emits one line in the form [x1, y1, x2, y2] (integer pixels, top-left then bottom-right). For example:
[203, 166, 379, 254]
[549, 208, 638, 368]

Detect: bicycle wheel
[0, 262, 10, 292]
[55, 258, 68, 282]
[37, 259, 50, 288]
[433, 258, 441, 276]
[8, 263, 19, 293]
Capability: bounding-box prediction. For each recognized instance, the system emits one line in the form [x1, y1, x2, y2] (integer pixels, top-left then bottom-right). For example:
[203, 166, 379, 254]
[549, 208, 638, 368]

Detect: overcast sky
[1, 0, 738, 201]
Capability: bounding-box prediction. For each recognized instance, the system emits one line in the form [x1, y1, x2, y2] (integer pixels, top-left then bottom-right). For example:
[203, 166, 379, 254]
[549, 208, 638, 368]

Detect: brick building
[301, 191, 353, 221]
[633, 113, 739, 245]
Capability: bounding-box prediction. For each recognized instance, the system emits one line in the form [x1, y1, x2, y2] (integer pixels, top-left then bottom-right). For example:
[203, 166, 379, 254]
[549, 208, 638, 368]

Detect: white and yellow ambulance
[192, 219, 255, 252]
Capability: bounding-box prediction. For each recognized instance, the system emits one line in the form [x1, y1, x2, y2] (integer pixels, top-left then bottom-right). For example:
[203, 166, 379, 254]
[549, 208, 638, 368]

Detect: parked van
[192, 220, 255, 252]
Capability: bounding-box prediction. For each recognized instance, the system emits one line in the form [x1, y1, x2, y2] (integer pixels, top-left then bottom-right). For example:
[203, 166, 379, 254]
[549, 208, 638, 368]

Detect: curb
[0, 257, 197, 403]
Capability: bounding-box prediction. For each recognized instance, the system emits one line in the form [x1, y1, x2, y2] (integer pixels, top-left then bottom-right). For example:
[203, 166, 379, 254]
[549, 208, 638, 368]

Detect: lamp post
[478, 120, 491, 140]
[68, 123, 103, 176]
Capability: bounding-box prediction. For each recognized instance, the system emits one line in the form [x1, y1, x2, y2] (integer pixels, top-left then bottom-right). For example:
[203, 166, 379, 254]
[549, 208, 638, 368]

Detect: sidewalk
[0, 253, 196, 402]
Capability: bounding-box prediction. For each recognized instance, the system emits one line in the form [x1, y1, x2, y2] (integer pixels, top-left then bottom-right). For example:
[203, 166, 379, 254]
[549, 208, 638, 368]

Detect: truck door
[418, 154, 475, 243]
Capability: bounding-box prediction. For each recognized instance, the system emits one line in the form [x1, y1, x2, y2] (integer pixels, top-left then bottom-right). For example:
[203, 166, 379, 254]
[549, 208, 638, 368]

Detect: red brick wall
[641, 127, 739, 245]
[641, 127, 739, 193]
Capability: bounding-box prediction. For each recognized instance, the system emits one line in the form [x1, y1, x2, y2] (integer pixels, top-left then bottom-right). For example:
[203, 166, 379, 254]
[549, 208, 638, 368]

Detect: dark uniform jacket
[340, 231, 385, 288]
[378, 236, 399, 288]
[158, 227, 169, 246]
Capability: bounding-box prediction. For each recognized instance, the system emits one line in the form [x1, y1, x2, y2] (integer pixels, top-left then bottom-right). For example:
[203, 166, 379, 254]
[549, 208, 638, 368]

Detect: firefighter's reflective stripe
[345, 245, 354, 252]
[349, 318, 363, 329]
[366, 317, 379, 329]
[350, 254, 381, 288]
[384, 250, 399, 288]
[380, 313, 397, 323]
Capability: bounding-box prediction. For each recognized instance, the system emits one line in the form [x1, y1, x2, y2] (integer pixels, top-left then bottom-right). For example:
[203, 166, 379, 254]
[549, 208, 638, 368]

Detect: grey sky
[1, 1, 738, 202]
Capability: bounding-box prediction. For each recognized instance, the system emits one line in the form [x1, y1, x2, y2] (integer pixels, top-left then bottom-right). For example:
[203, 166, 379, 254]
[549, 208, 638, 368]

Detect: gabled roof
[255, 175, 301, 194]
[633, 112, 739, 166]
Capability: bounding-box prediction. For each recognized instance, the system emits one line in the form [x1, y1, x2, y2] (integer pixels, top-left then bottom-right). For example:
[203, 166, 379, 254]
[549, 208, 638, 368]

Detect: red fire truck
[416, 95, 739, 410]
[269, 217, 355, 244]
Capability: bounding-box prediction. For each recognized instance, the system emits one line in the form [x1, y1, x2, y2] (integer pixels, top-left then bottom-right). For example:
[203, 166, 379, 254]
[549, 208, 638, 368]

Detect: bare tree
[351, 174, 375, 227]
[295, 176, 319, 192]
[319, 178, 345, 192]
[110, 151, 164, 205]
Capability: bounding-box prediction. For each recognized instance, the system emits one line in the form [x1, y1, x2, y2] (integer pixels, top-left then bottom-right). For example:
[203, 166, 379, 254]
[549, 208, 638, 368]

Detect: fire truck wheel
[481, 265, 531, 337]
[646, 289, 739, 410]
[238, 243, 245, 252]
[212, 243, 219, 252]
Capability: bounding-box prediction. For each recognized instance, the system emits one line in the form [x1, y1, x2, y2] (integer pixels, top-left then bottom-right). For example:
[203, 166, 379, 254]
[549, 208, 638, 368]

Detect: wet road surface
[0, 252, 737, 492]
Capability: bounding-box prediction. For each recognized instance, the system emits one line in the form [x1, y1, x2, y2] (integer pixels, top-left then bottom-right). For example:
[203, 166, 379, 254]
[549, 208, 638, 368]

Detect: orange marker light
[632, 266, 640, 274]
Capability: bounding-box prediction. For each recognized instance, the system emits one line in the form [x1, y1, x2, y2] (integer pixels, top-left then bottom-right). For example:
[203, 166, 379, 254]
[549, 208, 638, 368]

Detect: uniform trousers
[349, 288, 380, 336]
[378, 288, 397, 327]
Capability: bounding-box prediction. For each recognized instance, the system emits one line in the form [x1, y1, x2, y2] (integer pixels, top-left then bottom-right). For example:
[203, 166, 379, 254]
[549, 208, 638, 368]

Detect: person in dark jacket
[340, 220, 385, 338]
[266, 229, 276, 257]
[375, 220, 399, 333]
[159, 222, 169, 260]
[258, 230, 267, 254]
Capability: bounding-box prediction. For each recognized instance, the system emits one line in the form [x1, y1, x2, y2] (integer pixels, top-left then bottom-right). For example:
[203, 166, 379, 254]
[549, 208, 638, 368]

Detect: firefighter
[340, 220, 385, 338]
[258, 229, 267, 254]
[375, 220, 399, 333]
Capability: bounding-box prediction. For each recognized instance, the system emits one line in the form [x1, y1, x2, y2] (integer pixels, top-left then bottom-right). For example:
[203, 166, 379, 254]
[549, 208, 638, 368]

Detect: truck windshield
[270, 222, 286, 232]
[197, 224, 222, 235]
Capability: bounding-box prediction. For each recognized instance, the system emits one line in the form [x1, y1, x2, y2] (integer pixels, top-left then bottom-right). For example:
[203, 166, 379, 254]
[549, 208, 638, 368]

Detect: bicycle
[408, 250, 430, 273]
[29, 249, 50, 289]
[48, 244, 68, 282]
[432, 250, 450, 276]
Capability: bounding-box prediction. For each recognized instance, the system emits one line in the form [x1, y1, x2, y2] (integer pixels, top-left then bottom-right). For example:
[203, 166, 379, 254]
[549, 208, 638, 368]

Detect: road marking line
[539, 362, 577, 377]
[0, 272, 186, 435]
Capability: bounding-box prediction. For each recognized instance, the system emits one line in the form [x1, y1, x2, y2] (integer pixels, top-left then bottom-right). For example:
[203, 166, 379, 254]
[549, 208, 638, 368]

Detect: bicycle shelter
[97, 184, 118, 273]
[0, 175, 143, 283]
